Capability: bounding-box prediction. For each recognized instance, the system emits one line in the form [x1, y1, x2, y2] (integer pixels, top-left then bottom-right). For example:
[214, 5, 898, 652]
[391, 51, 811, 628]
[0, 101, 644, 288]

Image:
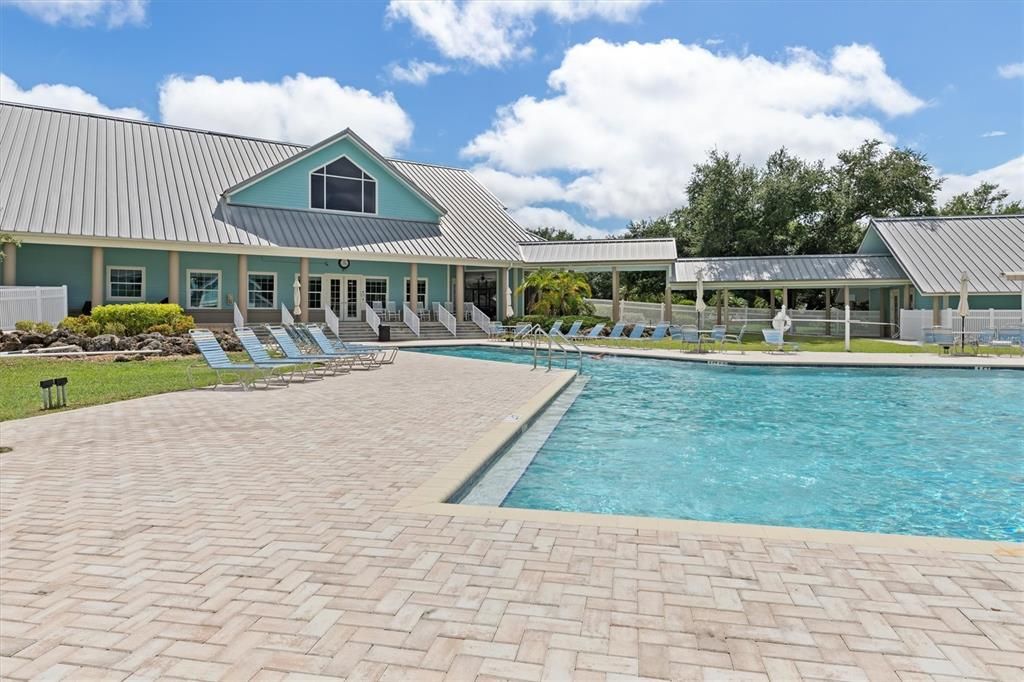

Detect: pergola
[670, 254, 913, 332]
[518, 239, 679, 321]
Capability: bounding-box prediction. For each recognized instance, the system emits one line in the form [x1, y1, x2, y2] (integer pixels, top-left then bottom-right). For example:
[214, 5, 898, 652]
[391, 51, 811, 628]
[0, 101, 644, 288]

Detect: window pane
[109, 268, 143, 298]
[311, 174, 324, 209]
[312, 166, 326, 175]
[307, 276, 321, 309]
[324, 157, 362, 178]
[363, 180, 376, 213]
[325, 176, 361, 212]
[248, 274, 275, 308]
[365, 278, 387, 308]
[188, 271, 219, 309]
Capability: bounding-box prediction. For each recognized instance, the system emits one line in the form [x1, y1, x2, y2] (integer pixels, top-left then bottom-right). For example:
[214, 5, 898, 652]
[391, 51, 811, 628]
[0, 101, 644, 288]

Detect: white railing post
[233, 302, 244, 329]
[468, 303, 490, 334]
[280, 303, 294, 325]
[435, 302, 457, 336]
[844, 304, 851, 352]
[324, 305, 340, 336]
[402, 304, 420, 336]
[364, 302, 381, 336]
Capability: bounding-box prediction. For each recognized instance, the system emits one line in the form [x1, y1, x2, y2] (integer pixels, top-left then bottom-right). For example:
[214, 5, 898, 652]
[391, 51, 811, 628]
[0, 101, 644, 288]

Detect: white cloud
[997, 62, 1024, 79]
[704, 38, 724, 46]
[386, 0, 654, 67]
[471, 166, 564, 208]
[939, 155, 1024, 202]
[463, 39, 925, 221]
[511, 206, 610, 238]
[980, 130, 1007, 138]
[158, 73, 413, 154]
[0, 73, 147, 119]
[6, 0, 146, 27]
[388, 60, 449, 85]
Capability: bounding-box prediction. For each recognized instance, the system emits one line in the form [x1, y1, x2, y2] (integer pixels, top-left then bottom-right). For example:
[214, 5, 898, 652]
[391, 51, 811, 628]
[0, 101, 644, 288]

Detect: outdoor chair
[385, 301, 398, 321]
[723, 324, 747, 353]
[302, 324, 389, 368]
[563, 320, 583, 338]
[761, 328, 800, 353]
[488, 321, 505, 338]
[707, 325, 727, 351]
[992, 328, 1023, 356]
[605, 321, 626, 340]
[924, 327, 956, 355]
[312, 324, 397, 364]
[187, 329, 287, 390]
[548, 320, 563, 335]
[628, 323, 647, 340]
[675, 325, 701, 351]
[576, 323, 605, 341]
[265, 325, 354, 374]
[372, 301, 386, 321]
[235, 327, 322, 381]
[645, 322, 669, 342]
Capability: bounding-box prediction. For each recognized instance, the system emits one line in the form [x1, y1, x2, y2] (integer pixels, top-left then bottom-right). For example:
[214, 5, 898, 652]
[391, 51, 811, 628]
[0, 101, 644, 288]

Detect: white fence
[434, 302, 457, 336]
[468, 302, 491, 334]
[900, 308, 1024, 341]
[364, 302, 381, 336]
[0, 286, 67, 331]
[324, 305, 340, 336]
[402, 304, 420, 336]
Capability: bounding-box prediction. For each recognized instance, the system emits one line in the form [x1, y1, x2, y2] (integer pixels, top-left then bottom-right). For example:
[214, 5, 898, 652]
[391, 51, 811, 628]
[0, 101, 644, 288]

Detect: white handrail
[324, 305, 340, 336]
[280, 303, 294, 325]
[402, 304, 420, 336]
[468, 302, 490, 334]
[435, 302, 457, 336]
[233, 302, 244, 330]
[364, 302, 381, 335]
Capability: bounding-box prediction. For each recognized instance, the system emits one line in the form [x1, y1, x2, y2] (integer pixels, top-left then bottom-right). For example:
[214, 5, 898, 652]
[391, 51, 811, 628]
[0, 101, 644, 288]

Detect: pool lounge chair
[188, 329, 288, 390]
[761, 328, 799, 353]
[628, 323, 647, 340]
[548, 320, 563, 335]
[707, 325, 727, 352]
[563, 321, 583, 338]
[923, 327, 956, 355]
[606, 322, 626, 340]
[723, 324, 747, 353]
[265, 325, 354, 374]
[644, 322, 669, 342]
[575, 323, 605, 341]
[302, 324, 389, 368]
[674, 325, 700, 351]
[235, 327, 323, 381]
[305, 324, 398, 364]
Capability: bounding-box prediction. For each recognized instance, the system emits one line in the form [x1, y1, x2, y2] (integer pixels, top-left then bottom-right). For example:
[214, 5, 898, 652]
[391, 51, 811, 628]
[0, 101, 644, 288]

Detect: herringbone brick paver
[1, 351, 1022, 681]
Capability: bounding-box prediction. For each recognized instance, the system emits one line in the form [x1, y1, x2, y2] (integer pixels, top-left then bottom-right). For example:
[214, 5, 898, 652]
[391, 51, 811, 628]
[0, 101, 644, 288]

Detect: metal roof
[865, 215, 1024, 295]
[672, 254, 908, 288]
[0, 102, 533, 263]
[519, 238, 677, 268]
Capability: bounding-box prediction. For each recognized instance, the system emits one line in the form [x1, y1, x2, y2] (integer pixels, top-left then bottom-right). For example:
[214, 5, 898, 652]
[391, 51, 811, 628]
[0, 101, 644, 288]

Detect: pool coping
[397, 351, 1022, 556]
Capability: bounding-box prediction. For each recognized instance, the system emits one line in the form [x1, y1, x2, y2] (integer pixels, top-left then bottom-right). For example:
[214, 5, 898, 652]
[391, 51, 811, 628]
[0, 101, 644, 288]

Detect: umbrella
[292, 273, 302, 317]
[694, 270, 707, 329]
[505, 272, 514, 319]
[957, 271, 970, 352]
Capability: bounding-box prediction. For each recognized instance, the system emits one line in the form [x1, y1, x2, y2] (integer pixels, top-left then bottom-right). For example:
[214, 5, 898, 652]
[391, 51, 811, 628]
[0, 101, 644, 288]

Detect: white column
[2, 242, 16, 285]
[455, 265, 465, 322]
[168, 251, 180, 305]
[663, 266, 672, 323]
[932, 296, 941, 326]
[722, 288, 729, 330]
[299, 257, 309, 322]
[611, 267, 620, 323]
[409, 262, 418, 310]
[237, 254, 248, 316]
[825, 287, 831, 336]
[91, 247, 104, 306]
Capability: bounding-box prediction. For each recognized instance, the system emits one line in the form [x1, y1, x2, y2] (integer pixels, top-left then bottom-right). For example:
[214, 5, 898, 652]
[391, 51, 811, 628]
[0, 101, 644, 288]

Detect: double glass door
[325, 275, 364, 321]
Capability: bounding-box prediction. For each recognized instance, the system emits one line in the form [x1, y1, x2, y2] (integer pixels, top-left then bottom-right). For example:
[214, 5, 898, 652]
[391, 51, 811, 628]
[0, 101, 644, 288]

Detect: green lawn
[0, 356, 223, 422]
[572, 334, 943, 354]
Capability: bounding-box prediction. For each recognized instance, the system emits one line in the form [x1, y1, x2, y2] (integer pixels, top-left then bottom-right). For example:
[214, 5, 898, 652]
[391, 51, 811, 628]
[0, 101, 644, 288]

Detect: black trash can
[378, 324, 391, 342]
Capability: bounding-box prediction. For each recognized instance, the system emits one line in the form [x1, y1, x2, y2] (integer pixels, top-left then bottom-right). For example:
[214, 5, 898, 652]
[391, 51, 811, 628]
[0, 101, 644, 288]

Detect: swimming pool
[417, 347, 1024, 541]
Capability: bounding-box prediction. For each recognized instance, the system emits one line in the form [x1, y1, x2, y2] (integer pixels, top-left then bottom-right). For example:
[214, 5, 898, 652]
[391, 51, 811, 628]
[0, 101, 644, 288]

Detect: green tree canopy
[940, 182, 1024, 216]
[517, 269, 593, 316]
[528, 226, 577, 241]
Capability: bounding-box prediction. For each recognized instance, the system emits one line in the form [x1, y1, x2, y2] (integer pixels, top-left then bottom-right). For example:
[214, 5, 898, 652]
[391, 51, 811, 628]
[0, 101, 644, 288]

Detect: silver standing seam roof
[519, 238, 677, 267]
[0, 102, 535, 263]
[672, 254, 908, 288]
[864, 215, 1024, 295]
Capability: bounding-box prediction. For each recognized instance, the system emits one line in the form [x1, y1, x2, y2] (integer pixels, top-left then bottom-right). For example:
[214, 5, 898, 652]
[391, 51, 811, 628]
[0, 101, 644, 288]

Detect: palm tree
[518, 269, 593, 316]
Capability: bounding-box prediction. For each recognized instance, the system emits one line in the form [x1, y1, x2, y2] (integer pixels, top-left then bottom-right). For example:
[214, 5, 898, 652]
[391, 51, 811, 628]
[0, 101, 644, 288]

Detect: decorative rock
[113, 354, 132, 362]
[86, 334, 118, 351]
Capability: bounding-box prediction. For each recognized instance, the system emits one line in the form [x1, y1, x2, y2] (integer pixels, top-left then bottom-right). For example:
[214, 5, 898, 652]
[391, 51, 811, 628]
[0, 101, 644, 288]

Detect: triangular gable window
[311, 156, 377, 214]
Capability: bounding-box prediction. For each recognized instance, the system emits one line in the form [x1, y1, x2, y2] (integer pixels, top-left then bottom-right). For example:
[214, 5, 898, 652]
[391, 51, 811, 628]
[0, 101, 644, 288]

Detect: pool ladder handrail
[515, 324, 583, 374]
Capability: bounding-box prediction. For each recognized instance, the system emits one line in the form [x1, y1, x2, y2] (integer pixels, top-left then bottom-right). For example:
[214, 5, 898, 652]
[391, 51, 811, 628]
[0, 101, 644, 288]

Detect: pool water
[417, 347, 1024, 541]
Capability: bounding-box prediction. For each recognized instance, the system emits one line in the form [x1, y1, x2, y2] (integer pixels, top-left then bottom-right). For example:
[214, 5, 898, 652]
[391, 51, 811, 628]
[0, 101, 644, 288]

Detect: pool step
[459, 375, 590, 506]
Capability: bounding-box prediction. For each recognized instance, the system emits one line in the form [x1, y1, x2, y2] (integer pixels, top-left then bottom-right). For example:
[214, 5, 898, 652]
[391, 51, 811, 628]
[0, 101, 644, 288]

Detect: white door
[342, 275, 364, 321]
[325, 276, 343, 321]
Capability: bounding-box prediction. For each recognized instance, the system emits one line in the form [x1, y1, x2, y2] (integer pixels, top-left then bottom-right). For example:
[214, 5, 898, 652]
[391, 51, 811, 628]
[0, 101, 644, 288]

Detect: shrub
[60, 315, 101, 337]
[91, 303, 189, 336]
[14, 320, 54, 334]
[100, 322, 127, 336]
[145, 324, 174, 335]
[170, 314, 195, 334]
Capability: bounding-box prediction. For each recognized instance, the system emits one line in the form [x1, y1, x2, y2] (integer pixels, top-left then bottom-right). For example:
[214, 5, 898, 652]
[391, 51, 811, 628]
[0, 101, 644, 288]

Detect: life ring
[772, 309, 792, 332]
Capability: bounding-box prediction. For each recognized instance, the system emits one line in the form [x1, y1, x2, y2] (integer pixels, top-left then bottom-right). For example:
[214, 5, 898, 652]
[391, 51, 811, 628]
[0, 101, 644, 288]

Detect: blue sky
[2, 0, 1022, 235]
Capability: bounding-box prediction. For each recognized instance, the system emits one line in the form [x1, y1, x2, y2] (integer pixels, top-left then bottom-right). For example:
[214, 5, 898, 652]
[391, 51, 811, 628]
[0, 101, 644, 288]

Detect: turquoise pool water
[417, 347, 1024, 541]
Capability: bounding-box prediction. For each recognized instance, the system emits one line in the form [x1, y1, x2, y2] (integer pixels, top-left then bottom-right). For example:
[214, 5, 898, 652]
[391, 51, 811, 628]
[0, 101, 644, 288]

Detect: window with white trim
[248, 272, 276, 309]
[187, 270, 220, 309]
[365, 277, 387, 309]
[310, 156, 377, 213]
[404, 277, 427, 308]
[106, 266, 145, 300]
[307, 276, 322, 309]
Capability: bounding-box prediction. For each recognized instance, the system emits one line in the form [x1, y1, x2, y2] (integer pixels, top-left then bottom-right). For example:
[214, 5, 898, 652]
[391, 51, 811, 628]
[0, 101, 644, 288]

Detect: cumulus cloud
[386, 0, 653, 67]
[997, 62, 1024, 79]
[388, 60, 449, 85]
[980, 130, 1007, 138]
[463, 39, 925, 221]
[511, 206, 609, 238]
[0, 73, 147, 119]
[6, 0, 146, 27]
[158, 73, 413, 154]
[939, 155, 1024, 203]
[471, 166, 565, 208]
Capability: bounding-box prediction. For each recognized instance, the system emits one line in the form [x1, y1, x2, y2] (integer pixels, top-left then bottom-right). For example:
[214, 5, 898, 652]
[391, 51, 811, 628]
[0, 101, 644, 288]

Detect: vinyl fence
[900, 308, 1024, 341]
[0, 286, 68, 331]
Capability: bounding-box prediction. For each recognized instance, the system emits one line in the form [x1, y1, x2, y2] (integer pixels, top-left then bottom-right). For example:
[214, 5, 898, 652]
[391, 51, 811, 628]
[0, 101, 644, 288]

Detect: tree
[529, 226, 577, 241]
[940, 182, 1024, 216]
[684, 151, 759, 256]
[517, 269, 593, 316]
[0, 234, 18, 262]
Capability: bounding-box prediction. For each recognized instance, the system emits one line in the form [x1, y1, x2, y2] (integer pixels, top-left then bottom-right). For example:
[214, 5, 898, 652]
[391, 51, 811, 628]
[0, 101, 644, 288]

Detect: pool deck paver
[1, 350, 1023, 681]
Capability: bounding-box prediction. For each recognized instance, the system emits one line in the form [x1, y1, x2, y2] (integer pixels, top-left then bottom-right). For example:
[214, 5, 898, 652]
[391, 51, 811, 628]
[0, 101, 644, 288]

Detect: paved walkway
[2, 351, 1022, 681]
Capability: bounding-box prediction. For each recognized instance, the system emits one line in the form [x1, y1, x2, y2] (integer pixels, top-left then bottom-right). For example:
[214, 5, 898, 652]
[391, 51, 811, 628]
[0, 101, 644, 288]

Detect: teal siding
[179, 252, 239, 310]
[914, 291, 1019, 311]
[229, 137, 440, 222]
[15, 244, 92, 311]
[858, 226, 890, 255]
[104, 248, 169, 304]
